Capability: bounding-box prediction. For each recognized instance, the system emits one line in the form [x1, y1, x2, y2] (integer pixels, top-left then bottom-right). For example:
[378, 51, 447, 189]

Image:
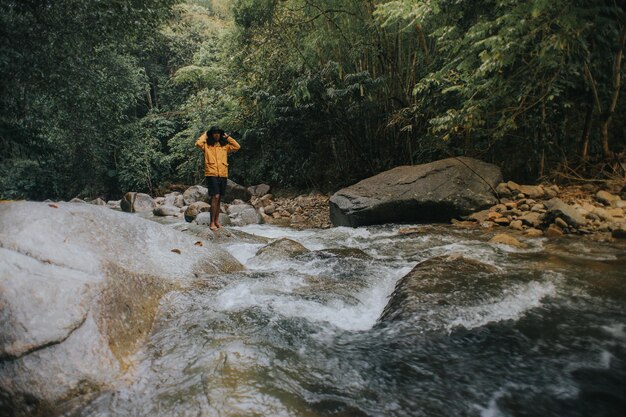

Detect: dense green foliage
[227, 0, 626, 186]
[1, 0, 624, 200]
[0, 0, 179, 199]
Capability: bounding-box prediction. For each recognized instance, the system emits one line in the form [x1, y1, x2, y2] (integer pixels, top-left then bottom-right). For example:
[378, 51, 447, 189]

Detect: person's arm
[195, 132, 208, 149]
[224, 134, 241, 153]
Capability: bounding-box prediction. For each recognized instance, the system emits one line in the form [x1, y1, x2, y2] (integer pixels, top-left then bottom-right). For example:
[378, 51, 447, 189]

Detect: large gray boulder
[330, 157, 503, 227]
[0, 202, 242, 415]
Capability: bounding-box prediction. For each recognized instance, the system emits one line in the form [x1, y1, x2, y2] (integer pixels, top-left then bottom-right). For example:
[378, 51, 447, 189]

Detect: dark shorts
[206, 176, 227, 196]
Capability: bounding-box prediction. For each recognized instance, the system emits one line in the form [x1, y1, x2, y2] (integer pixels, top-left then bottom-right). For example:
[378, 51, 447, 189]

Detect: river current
[67, 224, 625, 417]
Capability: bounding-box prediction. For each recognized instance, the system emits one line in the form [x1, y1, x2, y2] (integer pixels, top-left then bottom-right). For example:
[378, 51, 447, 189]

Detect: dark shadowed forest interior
[1, 0, 625, 200]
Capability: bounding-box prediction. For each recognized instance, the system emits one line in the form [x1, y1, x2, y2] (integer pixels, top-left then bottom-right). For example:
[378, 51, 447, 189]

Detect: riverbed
[66, 224, 625, 417]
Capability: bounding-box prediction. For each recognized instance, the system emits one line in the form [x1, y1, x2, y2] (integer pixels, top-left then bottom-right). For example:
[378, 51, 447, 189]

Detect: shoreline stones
[463, 183, 626, 240]
[103, 180, 330, 229]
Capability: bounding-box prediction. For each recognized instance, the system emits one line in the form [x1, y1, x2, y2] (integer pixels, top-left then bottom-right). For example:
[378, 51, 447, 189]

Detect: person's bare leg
[215, 194, 222, 228]
[210, 194, 220, 230]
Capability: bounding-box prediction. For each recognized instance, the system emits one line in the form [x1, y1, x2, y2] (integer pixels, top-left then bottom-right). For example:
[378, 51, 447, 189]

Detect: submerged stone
[378, 254, 499, 325]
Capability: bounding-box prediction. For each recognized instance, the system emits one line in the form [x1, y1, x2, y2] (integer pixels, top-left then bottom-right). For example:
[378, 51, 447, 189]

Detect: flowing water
[68, 224, 625, 417]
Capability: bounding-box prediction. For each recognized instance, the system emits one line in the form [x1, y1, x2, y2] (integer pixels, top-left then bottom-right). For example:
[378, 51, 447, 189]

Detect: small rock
[194, 212, 212, 226]
[163, 192, 182, 207]
[554, 217, 568, 229]
[595, 190, 620, 206]
[509, 220, 524, 231]
[494, 217, 510, 226]
[153, 205, 179, 217]
[544, 198, 587, 228]
[518, 204, 530, 211]
[248, 183, 271, 197]
[496, 183, 512, 198]
[507, 181, 521, 192]
[546, 224, 564, 237]
[525, 228, 543, 237]
[184, 201, 210, 222]
[255, 238, 309, 259]
[489, 233, 526, 248]
[606, 208, 624, 218]
[227, 203, 262, 226]
[120, 192, 155, 213]
[225, 180, 252, 203]
[183, 185, 209, 205]
[492, 204, 507, 213]
[504, 209, 523, 217]
[469, 209, 492, 222]
[90, 198, 107, 206]
[530, 204, 546, 213]
[593, 207, 615, 222]
[69, 198, 87, 204]
[519, 185, 545, 199]
[611, 225, 626, 239]
[544, 185, 559, 198]
[518, 212, 543, 228]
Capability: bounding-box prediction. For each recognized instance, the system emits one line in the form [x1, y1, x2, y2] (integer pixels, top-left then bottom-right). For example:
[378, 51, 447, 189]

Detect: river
[67, 224, 625, 417]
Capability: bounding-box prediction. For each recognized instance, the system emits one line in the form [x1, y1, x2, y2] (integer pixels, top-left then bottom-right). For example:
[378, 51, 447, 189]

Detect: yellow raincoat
[195, 132, 241, 177]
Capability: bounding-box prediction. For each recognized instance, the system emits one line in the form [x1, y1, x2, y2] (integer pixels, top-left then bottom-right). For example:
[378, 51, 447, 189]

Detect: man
[195, 126, 241, 230]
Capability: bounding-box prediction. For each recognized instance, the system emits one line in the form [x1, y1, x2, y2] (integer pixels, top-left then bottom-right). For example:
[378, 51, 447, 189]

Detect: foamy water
[74, 223, 626, 417]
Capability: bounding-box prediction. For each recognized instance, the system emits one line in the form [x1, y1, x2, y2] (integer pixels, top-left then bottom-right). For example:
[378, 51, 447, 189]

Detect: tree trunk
[600, 26, 626, 158]
[580, 93, 593, 160]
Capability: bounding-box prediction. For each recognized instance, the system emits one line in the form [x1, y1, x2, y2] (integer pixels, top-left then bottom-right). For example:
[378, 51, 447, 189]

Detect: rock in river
[0, 201, 242, 416]
[330, 157, 502, 227]
[378, 254, 500, 327]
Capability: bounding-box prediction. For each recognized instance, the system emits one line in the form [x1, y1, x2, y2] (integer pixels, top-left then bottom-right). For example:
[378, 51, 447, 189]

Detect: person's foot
[216, 223, 222, 229]
[210, 224, 218, 230]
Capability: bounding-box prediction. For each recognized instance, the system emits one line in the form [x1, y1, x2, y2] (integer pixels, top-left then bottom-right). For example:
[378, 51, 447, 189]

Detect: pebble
[546, 224, 564, 237]
[554, 217, 568, 229]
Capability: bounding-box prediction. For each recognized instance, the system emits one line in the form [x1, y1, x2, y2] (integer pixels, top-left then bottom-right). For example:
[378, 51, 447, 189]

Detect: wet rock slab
[0, 202, 243, 415]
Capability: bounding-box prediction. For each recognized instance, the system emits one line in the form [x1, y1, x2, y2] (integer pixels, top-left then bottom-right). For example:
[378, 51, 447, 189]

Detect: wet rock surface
[0, 202, 242, 415]
[378, 254, 501, 325]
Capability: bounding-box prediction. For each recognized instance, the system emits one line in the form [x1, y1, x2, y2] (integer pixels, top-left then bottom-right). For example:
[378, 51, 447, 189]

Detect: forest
[1, 0, 625, 200]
